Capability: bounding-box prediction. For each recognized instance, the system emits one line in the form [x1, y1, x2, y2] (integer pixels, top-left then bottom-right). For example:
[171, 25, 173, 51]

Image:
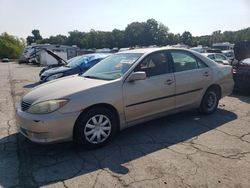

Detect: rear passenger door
[169, 50, 211, 109]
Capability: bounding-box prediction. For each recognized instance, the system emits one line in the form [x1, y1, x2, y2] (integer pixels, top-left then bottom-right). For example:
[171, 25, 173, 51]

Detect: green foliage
[26, 29, 43, 45]
[193, 28, 250, 47]
[0, 32, 25, 59]
[181, 31, 193, 46]
[30, 20, 250, 49]
[39, 35, 67, 45]
[125, 21, 146, 46]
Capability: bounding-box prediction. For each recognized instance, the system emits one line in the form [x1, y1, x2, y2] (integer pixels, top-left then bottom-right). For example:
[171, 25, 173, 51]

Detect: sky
[0, 0, 250, 39]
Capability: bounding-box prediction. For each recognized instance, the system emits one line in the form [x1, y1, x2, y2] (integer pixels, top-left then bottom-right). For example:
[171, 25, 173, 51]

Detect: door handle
[203, 72, 209, 77]
[164, 79, 174, 85]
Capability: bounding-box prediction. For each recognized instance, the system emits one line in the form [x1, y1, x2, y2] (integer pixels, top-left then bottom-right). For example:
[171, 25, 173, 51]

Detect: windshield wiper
[83, 75, 102, 80]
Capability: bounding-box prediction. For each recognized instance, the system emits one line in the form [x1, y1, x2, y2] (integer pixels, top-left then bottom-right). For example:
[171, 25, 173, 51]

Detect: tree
[40, 35, 67, 45]
[143, 19, 159, 45]
[66, 30, 87, 48]
[25, 21, 250, 49]
[168, 33, 180, 45]
[0, 32, 25, 58]
[26, 29, 43, 45]
[155, 23, 169, 45]
[32, 30, 42, 41]
[125, 22, 146, 46]
[181, 31, 193, 46]
[111, 29, 125, 48]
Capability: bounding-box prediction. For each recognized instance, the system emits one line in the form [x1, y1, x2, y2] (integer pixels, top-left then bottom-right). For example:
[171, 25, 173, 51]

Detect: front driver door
[123, 51, 175, 124]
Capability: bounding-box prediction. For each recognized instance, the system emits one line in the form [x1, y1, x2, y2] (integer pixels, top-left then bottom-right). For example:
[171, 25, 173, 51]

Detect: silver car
[16, 47, 234, 149]
[203, 53, 231, 65]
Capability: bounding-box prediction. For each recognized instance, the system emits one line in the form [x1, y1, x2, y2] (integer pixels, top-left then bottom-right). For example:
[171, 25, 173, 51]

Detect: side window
[134, 52, 170, 77]
[197, 59, 208, 68]
[215, 54, 226, 60]
[208, 54, 215, 60]
[170, 51, 198, 72]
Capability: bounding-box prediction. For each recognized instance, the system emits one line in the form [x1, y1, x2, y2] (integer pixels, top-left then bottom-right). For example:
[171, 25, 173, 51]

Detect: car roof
[81, 53, 111, 58]
[203, 53, 226, 56]
[202, 53, 215, 56]
[117, 47, 192, 55]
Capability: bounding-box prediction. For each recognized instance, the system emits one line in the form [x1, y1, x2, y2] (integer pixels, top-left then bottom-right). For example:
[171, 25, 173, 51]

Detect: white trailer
[39, 51, 67, 66]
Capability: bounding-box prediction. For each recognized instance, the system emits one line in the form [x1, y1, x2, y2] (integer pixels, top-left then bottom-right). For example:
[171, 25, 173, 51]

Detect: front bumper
[16, 104, 80, 144]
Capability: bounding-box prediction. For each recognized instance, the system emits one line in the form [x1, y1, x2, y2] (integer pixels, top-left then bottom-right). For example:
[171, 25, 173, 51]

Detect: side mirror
[128, 71, 146, 82]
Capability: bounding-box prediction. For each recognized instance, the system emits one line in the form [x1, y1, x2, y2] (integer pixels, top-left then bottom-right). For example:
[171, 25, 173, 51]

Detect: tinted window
[135, 51, 170, 77]
[88, 58, 101, 67]
[170, 51, 198, 72]
[197, 60, 208, 68]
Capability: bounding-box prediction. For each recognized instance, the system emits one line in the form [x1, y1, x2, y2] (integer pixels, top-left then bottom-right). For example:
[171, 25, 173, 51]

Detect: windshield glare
[67, 56, 88, 68]
[82, 53, 142, 80]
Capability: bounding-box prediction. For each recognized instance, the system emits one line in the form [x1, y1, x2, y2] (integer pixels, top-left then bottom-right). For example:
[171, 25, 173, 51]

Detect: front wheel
[200, 88, 219, 115]
[74, 107, 117, 149]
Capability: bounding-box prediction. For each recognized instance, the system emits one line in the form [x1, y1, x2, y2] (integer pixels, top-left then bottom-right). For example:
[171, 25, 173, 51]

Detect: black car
[40, 53, 110, 83]
[233, 58, 250, 92]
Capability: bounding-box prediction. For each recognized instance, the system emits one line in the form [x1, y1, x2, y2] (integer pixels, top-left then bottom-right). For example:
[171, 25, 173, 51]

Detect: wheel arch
[73, 103, 120, 138]
[206, 84, 222, 99]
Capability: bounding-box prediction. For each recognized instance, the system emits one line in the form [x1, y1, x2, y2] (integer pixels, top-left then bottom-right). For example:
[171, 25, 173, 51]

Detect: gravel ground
[0, 62, 250, 188]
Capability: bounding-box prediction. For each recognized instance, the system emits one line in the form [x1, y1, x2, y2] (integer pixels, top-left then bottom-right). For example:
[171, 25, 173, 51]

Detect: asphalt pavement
[0, 62, 250, 188]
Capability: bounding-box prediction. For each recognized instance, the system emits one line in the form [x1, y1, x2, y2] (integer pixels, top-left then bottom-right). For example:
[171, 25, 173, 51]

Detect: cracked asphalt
[0, 62, 250, 188]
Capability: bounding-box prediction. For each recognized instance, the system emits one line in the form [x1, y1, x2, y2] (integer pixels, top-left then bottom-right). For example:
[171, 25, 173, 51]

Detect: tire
[200, 88, 219, 115]
[74, 107, 118, 149]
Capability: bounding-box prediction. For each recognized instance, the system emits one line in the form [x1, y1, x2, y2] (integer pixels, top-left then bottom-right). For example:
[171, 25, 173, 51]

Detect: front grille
[21, 100, 31, 111]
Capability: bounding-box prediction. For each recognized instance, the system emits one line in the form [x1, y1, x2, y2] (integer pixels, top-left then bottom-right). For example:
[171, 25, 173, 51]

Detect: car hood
[44, 49, 67, 64]
[41, 66, 74, 76]
[22, 76, 110, 104]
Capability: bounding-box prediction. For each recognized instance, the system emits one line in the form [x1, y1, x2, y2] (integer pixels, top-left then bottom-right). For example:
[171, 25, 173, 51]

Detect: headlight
[46, 73, 64, 81]
[26, 99, 68, 114]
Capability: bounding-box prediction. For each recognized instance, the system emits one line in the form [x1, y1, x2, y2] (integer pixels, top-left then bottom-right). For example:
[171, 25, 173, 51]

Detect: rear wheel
[74, 107, 117, 149]
[200, 88, 219, 114]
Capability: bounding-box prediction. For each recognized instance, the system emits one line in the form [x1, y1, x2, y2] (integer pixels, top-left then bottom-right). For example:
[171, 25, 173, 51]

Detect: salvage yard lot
[1, 62, 250, 188]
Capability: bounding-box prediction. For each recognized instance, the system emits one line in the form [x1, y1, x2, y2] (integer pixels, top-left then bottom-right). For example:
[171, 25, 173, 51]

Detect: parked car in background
[212, 42, 235, 63]
[1, 58, 10, 62]
[233, 58, 250, 92]
[17, 47, 233, 148]
[40, 53, 110, 83]
[39, 49, 68, 76]
[203, 53, 231, 65]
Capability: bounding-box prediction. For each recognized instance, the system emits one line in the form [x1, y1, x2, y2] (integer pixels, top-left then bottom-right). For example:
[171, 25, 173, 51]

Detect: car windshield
[66, 56, 88, 68]
[82, 53, 142, 80]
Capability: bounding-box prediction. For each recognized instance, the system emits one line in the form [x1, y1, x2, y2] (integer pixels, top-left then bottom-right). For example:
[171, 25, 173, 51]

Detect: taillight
[232, 68, 236, 74]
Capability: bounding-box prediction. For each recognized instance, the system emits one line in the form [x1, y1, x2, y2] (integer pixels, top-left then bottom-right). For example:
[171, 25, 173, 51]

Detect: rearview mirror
[128, 71, 146, 82]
